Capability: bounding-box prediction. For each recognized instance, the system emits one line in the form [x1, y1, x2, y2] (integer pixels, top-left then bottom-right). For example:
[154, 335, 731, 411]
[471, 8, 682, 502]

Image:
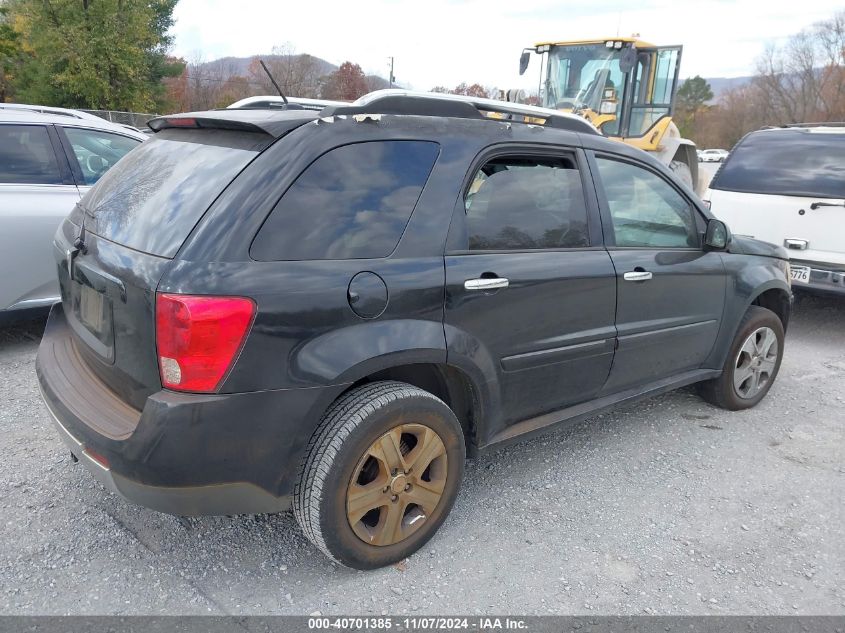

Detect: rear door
[706, 129, 845, 268]
[444, 147, 617, 433]
[589, 153, 726, 394]
[0, 123, 79, 311]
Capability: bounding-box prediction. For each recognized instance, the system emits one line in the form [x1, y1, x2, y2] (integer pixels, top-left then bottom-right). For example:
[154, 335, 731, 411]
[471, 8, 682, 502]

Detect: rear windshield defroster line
[81, 129, 267, 258]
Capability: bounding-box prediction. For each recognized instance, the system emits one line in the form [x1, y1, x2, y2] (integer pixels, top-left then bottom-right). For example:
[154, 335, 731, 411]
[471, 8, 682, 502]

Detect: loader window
[627, 48, 680, 137]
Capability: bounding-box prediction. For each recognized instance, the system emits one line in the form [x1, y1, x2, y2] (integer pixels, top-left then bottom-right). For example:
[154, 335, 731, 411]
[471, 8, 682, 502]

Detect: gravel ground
[0, 293, 842, 615]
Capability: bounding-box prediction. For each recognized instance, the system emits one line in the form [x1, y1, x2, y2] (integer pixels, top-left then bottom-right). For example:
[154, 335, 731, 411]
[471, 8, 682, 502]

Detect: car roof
[0, 104, 148, 139]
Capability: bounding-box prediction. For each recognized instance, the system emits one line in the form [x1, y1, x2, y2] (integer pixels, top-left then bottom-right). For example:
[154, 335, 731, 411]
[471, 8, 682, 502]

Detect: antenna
[259, 59, 288, 106]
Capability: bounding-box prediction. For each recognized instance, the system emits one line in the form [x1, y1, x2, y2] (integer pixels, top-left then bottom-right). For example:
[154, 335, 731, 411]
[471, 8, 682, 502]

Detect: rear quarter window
[710, 130, 845, 198]
[251, 141, 440, 261]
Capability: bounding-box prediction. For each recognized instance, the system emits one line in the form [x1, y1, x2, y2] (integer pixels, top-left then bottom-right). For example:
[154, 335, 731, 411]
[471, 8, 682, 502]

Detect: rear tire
[293, 381, 465, 569]
[698, 306, 784, 410]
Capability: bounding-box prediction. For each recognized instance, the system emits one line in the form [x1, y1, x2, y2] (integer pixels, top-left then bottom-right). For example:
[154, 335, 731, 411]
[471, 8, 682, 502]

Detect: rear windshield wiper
[810, 200, 845, 209]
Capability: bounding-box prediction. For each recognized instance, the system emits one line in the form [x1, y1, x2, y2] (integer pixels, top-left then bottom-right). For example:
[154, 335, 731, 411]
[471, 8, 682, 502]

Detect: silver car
[0, 105, 146, 320]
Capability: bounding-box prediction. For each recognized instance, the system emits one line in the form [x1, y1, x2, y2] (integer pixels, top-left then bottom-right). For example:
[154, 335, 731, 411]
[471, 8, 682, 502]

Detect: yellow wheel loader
[518, 38, 700, 192]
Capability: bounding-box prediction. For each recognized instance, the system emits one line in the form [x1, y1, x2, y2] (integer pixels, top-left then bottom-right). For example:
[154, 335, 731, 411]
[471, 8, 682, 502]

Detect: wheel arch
[748, 285, 792, 332]
[336, 360, 484, 456]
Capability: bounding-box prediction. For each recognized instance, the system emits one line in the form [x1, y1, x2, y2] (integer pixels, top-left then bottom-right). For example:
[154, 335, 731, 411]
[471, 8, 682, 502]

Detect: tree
[754, 10, 844, 123]
[675, 75, 713, 138]
[0, 3, 21, 101]
[430, 83, 495, 98]
[451, 82, 492, 98]
[248, 44, 322, 98]
[4, 0, 181, 111]
[322, 61, 368, 101]
[680, 10, 844, 149]
[677, 76, 713, 113]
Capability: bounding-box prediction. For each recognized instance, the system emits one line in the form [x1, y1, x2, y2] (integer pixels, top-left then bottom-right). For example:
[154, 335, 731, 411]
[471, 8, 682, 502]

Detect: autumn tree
[429, 83, 496, 98]
[322, 61, 368, 101]
[452, 82, 490, 98]
[0, 2, 20, 101]
[3, 0, 181, 111]
[681, 11, 844, 150]
[755, 9, 845, 123]
[248, 44, 322, 98]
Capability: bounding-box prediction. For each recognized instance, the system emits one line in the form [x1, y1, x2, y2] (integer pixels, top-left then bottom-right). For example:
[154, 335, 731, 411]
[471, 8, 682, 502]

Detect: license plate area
[790, 265, 811, 284]
[69, 281, 115, 362]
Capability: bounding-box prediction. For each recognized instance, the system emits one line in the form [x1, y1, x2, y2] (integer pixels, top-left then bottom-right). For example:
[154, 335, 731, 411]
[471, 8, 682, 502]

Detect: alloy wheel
[346, 424, 448, 546]
[733, 326, 779, 399]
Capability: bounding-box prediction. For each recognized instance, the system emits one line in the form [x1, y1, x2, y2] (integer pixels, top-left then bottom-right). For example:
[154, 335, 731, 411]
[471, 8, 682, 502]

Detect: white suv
[704, 124, 845, 295]
[0, 105, 146, 320]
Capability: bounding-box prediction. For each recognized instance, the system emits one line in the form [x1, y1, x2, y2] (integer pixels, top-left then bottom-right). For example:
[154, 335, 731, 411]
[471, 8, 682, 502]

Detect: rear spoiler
[147, 110, 319, 138]
[148, 116, 268, 134]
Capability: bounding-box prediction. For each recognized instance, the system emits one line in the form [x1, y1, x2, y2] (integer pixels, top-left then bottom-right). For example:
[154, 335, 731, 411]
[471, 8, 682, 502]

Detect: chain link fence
[79, 109, 158, 130]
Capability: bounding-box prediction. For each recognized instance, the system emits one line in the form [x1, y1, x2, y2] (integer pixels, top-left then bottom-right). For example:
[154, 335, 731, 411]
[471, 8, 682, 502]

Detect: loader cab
[521, 39, 682, 140]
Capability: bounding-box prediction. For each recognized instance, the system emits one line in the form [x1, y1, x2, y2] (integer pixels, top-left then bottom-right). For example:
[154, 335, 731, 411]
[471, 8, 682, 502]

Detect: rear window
[82, 129, 267, 257]
[710, 129, 845, 198]
[251, 141, 440, 261]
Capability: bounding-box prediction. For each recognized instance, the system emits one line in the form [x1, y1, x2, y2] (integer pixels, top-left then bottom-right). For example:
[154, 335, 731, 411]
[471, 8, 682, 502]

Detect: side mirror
[519, 51, 531, 76]
[619, 45, 637, 73]
[704, 218, 731, 250]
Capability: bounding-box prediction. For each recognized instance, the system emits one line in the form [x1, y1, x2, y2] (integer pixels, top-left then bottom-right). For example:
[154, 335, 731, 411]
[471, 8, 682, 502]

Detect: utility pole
[388, 57, 395, 88]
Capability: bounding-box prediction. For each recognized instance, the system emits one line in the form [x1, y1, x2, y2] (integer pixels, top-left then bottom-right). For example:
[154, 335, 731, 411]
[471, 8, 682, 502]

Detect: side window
[63, 127, 141, 185]
[595, 157, 698, 248]
[251, 141, 439, 261]
[0, 125, 63, 185]
[463, 154, 590, 251]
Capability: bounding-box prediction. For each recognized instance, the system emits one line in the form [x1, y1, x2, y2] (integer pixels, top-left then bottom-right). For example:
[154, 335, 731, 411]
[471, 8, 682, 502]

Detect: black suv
[37, 91, 792, 569]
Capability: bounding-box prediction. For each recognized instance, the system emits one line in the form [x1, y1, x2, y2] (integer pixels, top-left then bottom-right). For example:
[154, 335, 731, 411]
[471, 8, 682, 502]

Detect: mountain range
[195, 53, 751, 101]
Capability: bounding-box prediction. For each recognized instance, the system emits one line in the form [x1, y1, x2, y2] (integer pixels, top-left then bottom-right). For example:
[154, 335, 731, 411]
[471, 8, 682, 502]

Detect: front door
[590, 153, 727, 394]
[444, 148, 617, 437]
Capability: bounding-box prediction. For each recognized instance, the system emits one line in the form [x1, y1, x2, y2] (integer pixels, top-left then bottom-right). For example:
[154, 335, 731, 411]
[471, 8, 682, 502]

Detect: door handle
[623, 270, 653, 282]
[464, 277, 509, 291]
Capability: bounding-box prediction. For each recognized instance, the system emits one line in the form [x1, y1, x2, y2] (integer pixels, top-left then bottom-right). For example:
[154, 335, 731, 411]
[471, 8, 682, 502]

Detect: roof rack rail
[318, 89, 599, 135]
[761, 122, 845, 129]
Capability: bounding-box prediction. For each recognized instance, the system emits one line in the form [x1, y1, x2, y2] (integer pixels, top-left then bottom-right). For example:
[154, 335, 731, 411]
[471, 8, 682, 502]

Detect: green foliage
[3, 0, 180, 111]
[675, 75, 713, 139]
[0, 3, 22, 101]
[677, 75, 714, 112]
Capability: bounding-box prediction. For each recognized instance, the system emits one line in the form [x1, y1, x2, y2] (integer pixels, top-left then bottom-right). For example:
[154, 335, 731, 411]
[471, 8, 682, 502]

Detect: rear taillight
[155, 293, 255, 393]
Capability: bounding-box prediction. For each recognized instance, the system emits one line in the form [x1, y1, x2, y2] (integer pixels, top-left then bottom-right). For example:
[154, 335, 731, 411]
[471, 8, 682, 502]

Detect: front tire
[293, 381, 465, 569]
[698, 306, 785, 410]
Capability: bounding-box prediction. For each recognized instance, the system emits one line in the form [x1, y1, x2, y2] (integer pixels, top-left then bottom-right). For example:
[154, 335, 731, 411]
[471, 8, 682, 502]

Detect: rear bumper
[36, 303, 347, 516]
[790, 260, 845, 295]
[41, 391, 290, 515]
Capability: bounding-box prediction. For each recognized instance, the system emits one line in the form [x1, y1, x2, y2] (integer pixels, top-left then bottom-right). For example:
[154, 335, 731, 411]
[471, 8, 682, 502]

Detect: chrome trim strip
[6, 296, 60, 311]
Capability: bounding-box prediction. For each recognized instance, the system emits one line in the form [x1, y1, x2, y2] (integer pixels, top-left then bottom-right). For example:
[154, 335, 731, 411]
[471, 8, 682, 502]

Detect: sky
[170, 0, 843, 92]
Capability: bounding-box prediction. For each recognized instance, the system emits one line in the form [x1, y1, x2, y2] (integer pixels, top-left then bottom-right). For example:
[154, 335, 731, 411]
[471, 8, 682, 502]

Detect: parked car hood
[726, 235, 788, 260]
